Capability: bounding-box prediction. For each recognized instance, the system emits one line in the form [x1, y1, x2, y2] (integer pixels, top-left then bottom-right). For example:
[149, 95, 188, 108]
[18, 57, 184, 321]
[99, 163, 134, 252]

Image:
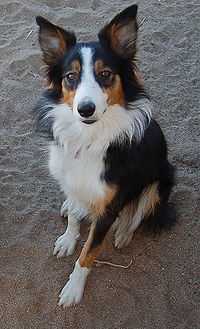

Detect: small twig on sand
[94, 259, 133, 269]
[25, 30, 33, 40]
[94, 241, 154, 269]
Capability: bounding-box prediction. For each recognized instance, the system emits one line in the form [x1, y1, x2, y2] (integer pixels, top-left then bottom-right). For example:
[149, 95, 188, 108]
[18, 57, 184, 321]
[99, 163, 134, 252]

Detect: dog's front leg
[53, 213, 81, 258]
[58, 208, 117, 307]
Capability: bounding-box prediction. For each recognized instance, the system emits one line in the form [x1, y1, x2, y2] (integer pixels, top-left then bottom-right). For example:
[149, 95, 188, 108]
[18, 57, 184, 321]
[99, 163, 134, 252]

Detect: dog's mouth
[81, 119, 97, 125]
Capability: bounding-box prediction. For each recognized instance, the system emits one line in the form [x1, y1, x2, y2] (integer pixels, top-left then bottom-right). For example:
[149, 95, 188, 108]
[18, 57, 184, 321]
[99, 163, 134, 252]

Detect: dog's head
[36, 5, 143, 126]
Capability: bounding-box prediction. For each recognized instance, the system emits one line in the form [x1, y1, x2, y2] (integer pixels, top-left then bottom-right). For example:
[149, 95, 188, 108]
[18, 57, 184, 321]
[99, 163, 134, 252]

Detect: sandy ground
[0, 0, 199, 328]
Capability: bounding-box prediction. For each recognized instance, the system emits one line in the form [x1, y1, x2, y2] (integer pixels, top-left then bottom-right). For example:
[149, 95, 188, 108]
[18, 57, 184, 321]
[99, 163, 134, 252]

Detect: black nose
[77, 101, 96, 118]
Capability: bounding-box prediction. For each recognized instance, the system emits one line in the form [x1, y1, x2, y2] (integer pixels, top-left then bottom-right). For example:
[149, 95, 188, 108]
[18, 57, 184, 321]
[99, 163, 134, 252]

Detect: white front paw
[58, 277, 84, 307]
[58, 261, 90, 307]
[53, 231, 79, 257]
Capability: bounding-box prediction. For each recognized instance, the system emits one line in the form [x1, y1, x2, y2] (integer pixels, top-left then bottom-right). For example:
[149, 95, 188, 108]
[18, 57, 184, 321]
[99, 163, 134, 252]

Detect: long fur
[33, 4, 176, 307]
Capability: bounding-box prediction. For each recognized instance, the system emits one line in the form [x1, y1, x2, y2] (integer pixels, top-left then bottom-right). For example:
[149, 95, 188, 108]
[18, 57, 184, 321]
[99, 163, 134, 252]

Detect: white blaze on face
[73, 47, 107, 120]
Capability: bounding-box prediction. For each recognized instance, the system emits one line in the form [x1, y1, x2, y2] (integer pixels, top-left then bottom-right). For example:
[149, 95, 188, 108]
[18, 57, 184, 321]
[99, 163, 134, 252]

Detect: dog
[34, 4, 175, 307]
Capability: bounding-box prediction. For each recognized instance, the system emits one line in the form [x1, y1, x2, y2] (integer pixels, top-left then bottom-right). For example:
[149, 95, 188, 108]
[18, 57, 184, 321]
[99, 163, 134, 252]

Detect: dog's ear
[36, 16, 76, 65]
[98, 5, 138, 60]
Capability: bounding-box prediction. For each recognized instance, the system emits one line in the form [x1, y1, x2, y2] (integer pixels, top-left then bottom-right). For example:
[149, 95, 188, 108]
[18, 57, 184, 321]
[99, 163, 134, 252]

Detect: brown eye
[99, 70, 112, 79]
[65, 72, 79, 82]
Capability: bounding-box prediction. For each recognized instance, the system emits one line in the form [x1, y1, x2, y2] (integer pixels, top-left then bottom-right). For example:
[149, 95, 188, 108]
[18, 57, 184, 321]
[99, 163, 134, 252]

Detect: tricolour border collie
[34, 4, 175, 307]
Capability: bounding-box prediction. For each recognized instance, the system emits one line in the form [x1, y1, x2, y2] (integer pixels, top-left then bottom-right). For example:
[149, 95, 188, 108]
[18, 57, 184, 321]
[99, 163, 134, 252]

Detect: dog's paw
[60, 200, 68, 218]
[58, 261, 90, 307]
[58, 278, 84, 307]
[53, 231, 79, 257]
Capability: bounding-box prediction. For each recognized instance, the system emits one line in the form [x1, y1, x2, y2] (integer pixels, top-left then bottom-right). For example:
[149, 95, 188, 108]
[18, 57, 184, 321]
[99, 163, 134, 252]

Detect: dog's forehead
[63, 42, 119, 71]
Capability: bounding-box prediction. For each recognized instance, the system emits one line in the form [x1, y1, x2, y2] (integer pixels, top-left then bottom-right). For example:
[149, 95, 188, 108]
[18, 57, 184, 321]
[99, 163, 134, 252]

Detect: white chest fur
[49, 142, 106, 209]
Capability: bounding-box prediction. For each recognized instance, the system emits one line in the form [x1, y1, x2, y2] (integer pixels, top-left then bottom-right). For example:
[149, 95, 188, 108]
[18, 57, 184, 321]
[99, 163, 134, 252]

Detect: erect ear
[36, 16, 76, 65]
[98, 4, 138, 59]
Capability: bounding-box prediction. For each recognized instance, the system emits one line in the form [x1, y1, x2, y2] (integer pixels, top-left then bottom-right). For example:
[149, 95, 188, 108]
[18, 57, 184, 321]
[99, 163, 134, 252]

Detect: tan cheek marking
[61, 60, 81, 106]
[94, 60, 125, 106]
[143, 182, 160, 217]
[105, 75, 125, 106]
[62, 80, 76, 106]
[90, 185, 118, 218]
[79, 223, 104, 268]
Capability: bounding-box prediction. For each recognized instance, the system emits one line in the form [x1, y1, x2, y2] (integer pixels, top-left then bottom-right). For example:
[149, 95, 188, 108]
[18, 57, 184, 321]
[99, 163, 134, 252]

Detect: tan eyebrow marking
[94, 59, 110, 75]
[70, 59, 81, 73]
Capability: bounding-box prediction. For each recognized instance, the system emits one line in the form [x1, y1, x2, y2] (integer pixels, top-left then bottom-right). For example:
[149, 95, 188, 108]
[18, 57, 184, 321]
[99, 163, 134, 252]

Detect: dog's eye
[64, 72, 79, 82]
[99, 70, 112, 79]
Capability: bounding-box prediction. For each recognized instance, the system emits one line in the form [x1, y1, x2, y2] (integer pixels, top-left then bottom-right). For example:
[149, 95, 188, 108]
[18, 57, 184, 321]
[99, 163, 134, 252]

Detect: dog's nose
[77, 101, 96, 118]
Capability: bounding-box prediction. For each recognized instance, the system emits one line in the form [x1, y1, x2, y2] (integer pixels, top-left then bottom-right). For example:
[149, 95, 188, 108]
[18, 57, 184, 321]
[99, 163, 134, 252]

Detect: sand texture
[0, 0, 199, 328]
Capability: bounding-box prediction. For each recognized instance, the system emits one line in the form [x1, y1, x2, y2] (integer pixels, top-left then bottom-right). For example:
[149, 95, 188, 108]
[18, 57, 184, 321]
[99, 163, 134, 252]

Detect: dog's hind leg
[114, 201, 139, 249]
[114, 182, 160, 248]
